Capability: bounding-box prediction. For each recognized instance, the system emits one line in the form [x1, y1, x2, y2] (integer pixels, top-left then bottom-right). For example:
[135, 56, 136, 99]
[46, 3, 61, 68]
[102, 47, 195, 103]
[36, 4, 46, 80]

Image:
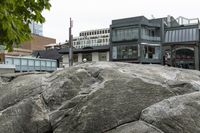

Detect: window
[29, 60, 34, 66]
[35, 61, 40, 66]
[143, 45, 160, 59]
[52, 62, 56, 67]
[112, 28, 139, 42]
[22, 59, 28, 65]
[41, 61, 46, 67]
[112, 45, 138, 59]
[141, 28, 160, 41]
[14, 59, 20, 65]
[99, 52, 107, 61]
[46, 61, 51, 67]
[82, 53, 92, 61]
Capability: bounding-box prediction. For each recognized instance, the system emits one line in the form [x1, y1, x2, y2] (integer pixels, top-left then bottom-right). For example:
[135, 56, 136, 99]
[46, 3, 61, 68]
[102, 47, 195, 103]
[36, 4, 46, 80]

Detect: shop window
[144, 46, 160, 59]
[99, 52, 107, 61]
[82, 53, 92, 62]
[112, 45, 138, 59]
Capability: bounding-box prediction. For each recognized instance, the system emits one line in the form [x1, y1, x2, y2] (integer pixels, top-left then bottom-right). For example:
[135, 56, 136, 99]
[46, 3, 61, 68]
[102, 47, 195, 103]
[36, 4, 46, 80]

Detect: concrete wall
[63, 54, 69, 66]
[0, 68, 15, 75]
[0, 64, 15, 74]
[92, 52, 99, 61]
[78, 53, 82, 62]
[106, 51, 110, 61]
[20, 34, 56, 51]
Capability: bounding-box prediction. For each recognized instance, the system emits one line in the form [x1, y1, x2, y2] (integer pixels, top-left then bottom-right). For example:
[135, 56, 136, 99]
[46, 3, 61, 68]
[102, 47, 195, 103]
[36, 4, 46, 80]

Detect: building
[4, 48, 32, 56]
[110, 15, 200, 70]
[32, 49, 63, 68]
[19, 34, 56, 51]
[110, 16, 168, 64]
[163, 16, 200, 70]
[44, 43, 66, 50]
[29, 21, 43, 36]
[73, 28, 110, 49]
[59, 45, 110, 67]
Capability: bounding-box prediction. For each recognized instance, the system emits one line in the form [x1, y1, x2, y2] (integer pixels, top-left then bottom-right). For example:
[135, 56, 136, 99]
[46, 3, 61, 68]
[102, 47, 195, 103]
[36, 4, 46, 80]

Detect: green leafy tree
[0, 0, 51, 51]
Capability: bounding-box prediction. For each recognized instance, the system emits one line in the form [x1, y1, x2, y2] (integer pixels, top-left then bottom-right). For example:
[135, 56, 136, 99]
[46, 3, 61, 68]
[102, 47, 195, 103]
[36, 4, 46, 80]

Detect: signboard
[0, 53, 5, 64]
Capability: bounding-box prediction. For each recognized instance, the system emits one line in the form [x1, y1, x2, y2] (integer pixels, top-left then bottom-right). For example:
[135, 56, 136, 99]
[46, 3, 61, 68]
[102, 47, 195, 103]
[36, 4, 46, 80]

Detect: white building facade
[73, 28, 110, 49]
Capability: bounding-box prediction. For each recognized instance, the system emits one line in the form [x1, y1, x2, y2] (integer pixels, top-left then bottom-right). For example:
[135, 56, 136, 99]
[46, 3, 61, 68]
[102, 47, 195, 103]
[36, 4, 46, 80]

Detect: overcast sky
[42, 0, 200, 43]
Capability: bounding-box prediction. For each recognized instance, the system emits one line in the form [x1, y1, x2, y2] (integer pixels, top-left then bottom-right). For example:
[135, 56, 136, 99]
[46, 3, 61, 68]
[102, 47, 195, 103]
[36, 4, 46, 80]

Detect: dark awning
[59, 45, 110, 54]
[164, 28, 199, 43]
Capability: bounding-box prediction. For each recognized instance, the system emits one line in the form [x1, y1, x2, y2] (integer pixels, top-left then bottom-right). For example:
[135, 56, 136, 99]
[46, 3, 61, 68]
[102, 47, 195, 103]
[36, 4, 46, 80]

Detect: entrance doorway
[174, 48, 195, 69]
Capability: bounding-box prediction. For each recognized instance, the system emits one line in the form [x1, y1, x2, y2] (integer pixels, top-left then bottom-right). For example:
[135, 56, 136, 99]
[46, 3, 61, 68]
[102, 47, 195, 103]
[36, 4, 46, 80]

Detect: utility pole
[69, 18, 73, 67]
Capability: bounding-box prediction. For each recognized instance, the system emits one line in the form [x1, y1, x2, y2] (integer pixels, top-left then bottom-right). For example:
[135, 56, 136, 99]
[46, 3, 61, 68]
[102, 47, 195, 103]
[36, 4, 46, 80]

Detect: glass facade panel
[14, 59, 20, 65]
[112, 45, 138, 59]
[21, 59, 27, 65]
[99, 52, 107, 61]
[29, 60, 34, 66]
[41, 61, 46, 67]
[141, 28, 161, 41]
[112, 28, 139, 42]
[46, 61, 51, 67]
[35, 61, 40, 66]
[52, 62, 56, 67]
[5, 58, 12, 64]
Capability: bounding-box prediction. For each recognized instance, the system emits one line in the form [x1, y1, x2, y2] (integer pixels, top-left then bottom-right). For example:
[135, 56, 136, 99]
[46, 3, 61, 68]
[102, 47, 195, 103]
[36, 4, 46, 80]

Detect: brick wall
[20, 34, 56, 51]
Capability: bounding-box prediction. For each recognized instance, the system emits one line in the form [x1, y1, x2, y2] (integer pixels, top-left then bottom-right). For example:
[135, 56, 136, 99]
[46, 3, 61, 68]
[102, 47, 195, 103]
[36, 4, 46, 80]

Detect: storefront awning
[164, 28, 199, 43]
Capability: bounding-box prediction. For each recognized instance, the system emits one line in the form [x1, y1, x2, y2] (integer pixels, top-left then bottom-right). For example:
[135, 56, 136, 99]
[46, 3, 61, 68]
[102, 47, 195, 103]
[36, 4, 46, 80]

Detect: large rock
[0, 62, 200, 133]
[140, 92, 200, 133]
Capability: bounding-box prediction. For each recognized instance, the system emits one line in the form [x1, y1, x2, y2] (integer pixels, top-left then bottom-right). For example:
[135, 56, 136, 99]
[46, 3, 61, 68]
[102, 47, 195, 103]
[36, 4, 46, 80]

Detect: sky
[42, 0, 200, 43]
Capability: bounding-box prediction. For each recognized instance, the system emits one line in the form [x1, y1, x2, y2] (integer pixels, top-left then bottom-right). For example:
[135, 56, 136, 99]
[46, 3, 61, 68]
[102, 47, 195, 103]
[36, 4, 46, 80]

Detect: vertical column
[138, 24, 142, 63]
[160, 19, 165, 65]
[195, 44, 199, 70]
[107, 51, 110, 61]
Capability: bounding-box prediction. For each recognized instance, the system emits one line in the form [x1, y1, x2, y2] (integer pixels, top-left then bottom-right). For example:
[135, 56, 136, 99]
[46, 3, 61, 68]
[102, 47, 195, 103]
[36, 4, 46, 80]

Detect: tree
[0, 0, 51, 51]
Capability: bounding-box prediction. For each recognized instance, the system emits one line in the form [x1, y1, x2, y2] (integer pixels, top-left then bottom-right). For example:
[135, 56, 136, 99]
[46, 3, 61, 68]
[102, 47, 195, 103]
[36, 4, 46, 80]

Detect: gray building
[163, 17, 200, 70]
[110, 15, 200, 70]
[59, 46, 110, 67]
[110, 16, 165, 64]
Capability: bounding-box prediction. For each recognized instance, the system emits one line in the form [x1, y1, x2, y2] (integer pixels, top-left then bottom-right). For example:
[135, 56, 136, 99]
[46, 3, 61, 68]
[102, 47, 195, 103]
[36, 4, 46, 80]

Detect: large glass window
[141, 28, 161, 41]
[99, 52, 107, 61]
[14, 59, 20, 65]
[112, 45, 138, 59]
[82, 53, 92, 62]
[112, 28, 139, 42]
[143, 45, 160, 59]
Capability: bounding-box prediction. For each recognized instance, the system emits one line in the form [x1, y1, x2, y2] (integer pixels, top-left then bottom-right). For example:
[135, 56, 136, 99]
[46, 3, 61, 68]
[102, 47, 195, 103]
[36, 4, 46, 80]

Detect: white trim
[141, 43, 161, 46]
